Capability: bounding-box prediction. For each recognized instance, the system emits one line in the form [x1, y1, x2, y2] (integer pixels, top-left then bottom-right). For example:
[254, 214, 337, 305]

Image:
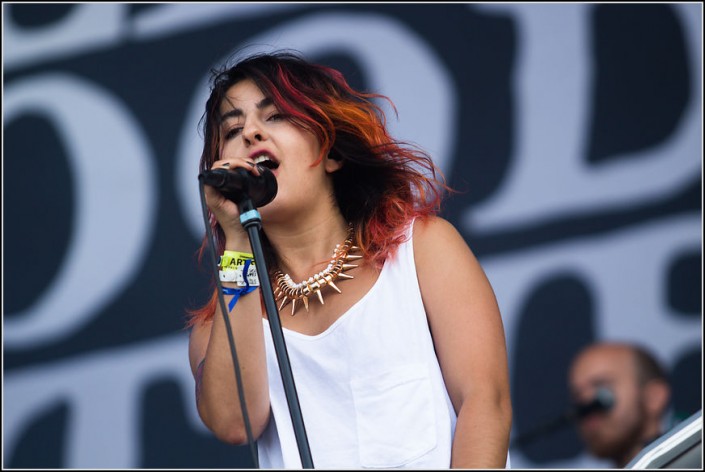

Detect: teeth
[253, 155, 272, 165]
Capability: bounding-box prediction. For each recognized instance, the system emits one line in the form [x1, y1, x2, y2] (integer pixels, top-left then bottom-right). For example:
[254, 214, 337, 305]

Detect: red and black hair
[188, 50, 450, 326]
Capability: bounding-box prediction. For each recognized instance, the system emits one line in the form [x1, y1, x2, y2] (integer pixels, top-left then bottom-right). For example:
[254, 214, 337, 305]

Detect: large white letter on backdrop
[4, 74, 156, 349]
[177, 12, 456, 240]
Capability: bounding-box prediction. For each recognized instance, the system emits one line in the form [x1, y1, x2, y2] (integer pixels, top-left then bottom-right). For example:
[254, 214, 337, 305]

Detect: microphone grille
[595, 386, 615, 409]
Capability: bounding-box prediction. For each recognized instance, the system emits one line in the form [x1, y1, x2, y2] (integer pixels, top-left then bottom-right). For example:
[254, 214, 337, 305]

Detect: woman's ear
[324, 154, 344, 173]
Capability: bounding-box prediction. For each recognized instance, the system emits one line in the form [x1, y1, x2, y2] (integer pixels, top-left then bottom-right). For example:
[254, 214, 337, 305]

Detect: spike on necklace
[272, 225, 361, 316]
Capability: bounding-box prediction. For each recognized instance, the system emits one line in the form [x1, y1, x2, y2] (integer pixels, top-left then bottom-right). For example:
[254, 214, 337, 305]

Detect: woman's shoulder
[412, 215, 477, 265]
[412, 215, 459, 243]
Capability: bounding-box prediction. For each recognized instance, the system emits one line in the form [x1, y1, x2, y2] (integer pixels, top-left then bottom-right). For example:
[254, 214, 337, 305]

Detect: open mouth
[253, 154, 279, 170]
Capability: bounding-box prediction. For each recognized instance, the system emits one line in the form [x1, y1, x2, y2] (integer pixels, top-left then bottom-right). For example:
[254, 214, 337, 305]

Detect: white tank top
[257, 223, 456, 468]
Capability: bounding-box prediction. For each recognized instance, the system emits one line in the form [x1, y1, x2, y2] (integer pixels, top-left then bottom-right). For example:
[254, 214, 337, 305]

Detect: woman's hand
[204, 159, 263, 246]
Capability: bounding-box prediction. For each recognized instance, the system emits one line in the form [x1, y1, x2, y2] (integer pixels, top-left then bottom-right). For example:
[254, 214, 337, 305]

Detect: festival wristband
[219, 250, 254, 270]
[219, 258, 259, 286]
[222, 285, 258, 311]
[221, 262, 258, 310]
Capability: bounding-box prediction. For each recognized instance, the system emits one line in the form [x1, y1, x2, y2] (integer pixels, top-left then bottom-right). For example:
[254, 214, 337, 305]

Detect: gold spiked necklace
[272, 225, 361, 316]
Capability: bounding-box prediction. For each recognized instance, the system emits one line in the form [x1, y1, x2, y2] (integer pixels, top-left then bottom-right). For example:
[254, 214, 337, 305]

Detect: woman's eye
[267, 113, 283, 122]
[224, 127, 242, 140]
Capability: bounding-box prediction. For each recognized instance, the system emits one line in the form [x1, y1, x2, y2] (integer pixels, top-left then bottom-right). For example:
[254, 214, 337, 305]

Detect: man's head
[568, 342, 670, 467]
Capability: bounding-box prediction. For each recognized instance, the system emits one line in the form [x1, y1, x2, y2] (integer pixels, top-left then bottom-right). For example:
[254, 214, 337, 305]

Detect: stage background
[3, 3, 702, 469]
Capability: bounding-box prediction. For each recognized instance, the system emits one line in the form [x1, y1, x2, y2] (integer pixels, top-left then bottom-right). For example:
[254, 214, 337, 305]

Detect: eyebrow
[220, 97, 274, 122]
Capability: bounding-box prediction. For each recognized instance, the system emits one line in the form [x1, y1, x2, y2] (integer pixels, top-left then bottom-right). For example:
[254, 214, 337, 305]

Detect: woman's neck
[265, 214, 351, 281]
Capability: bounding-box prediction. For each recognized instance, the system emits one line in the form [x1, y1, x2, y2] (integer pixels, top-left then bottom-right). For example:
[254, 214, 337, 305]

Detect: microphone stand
[236, 195, 314, 469]
[511, 387, 615, 447]
[511, 412, 573, 447]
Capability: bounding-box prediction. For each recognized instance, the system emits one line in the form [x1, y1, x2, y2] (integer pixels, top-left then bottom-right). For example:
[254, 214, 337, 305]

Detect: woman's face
[218, 78, 340, 223]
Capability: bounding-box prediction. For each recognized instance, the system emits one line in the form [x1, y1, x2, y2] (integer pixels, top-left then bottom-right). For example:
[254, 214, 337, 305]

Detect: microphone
[512, 387, 615, 446]
[571, 385, 615, 420]
[199, 166, 278, 208]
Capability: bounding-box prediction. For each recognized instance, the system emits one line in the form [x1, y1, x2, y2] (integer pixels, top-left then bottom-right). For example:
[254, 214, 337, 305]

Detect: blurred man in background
[568, 342, 672, 468]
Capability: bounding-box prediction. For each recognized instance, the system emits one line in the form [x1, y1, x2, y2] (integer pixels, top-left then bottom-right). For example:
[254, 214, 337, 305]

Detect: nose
[242, 119, 267, 146]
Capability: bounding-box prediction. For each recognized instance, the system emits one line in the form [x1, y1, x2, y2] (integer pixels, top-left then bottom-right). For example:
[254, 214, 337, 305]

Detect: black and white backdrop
[3, 3, 702, 469]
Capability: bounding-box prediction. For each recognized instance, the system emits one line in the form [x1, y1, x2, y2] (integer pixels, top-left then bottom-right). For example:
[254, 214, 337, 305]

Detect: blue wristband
[222, 284, 257, 311]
